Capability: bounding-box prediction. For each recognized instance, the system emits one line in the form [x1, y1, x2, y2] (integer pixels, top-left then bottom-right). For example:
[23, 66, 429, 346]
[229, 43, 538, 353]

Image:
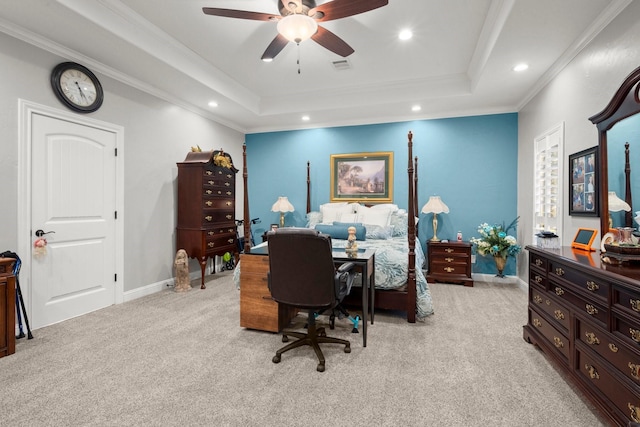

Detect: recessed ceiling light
[513, 63, 529, 72]
[412, 105, 421, 112]
[262, 58, 273, 63]
[399, 29, 413, 41]
[302, 115, 310, 121]
[208, 101, 218, 107]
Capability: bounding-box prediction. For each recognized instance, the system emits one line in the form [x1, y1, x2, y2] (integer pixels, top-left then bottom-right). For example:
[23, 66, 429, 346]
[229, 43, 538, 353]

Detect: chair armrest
[335, 263, 356, 299]
[337, 262, 355, 273]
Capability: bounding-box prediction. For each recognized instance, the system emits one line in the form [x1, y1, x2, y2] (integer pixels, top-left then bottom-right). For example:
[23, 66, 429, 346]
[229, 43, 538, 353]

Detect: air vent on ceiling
[331, 59, 351, 71]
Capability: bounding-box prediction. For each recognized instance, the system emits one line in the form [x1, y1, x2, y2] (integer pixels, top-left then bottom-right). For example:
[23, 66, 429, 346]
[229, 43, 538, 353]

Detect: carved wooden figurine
[174, 249, 191, 292]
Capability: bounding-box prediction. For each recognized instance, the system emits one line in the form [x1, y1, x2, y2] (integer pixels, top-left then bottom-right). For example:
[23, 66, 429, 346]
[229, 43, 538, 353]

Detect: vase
[494, 255, 507, 278]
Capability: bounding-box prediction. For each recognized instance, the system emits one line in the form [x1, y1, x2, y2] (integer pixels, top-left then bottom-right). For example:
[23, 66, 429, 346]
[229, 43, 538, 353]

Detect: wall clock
[50, 62, 104, 113]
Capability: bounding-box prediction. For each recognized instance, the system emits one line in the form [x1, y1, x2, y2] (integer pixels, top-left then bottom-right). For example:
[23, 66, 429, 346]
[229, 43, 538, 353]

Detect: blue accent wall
[245, 113, 518, 275]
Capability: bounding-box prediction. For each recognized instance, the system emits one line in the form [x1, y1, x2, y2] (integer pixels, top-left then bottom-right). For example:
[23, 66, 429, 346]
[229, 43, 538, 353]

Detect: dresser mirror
[589, 65, 640, 236]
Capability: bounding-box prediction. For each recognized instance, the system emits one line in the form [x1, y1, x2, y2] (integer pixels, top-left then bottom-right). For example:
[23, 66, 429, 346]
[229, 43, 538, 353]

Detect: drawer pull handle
[226, 174, 232, 179]
[205, 216, 212, 221]
[585, 304, 598, 316]
[208, 180, 215, 185]
[631, 299, 640, 312]
[225, 182, 230, 187]
[226, 201, 232, 206]
[218, 171, 223, 175]
[205, 170, 212, 175]
[629, 403, 640, 423]
[609, 343, 619, 353]
[444, 267, 455, 273]
[545, 299, 551, 306]
[554, 310, 565, 320]
[533, 295, 542, 304]
[217, 191, 222, 195]
[584, 364, 599, 380]
[206, 190, 212, 195]
[535, 259, 542, 266]
[445, 257, 454, 263]
[630, 328, 640, 343]
[227, 239, 234, 244]
[555, 267, 564, 276]
[206, 201, 213, 207]
[629, 362, 640, 380]
[585, 332, 600, 345]
[228, 228, 234, 233]
[208, 231, 215, 236]
[534, 275, 543, 284]
[586, 281, 599, 292]
[445, 248, 454, 253]
[207, 242, 215, 248]
[533, 318, 542, 328]
[554, 287, 564, 296]
[226, 215, 232, 220]
[227, 191, 232, 196]
[553, 336, 563, 348]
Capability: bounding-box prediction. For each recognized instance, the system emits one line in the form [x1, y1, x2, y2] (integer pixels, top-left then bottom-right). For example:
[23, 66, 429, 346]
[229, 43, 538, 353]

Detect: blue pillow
[314, 223, 366, 241]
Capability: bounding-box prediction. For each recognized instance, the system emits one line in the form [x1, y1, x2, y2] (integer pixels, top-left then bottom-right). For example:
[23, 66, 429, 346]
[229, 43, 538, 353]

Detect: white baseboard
[472, 273, 527, 291]
[123, 271, 201, 303]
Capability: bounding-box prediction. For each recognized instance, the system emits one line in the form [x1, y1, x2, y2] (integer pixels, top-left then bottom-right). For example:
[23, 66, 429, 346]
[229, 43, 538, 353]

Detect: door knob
[35, 229, 55, 237]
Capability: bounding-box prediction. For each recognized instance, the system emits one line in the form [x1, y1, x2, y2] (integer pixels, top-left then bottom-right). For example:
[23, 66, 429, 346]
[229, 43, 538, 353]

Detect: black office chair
[267, 227, 356, 372]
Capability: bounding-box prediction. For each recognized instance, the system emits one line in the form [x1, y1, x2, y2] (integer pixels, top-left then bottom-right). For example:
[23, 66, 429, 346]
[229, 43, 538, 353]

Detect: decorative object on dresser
[421, 195, 449, 242]
[271, 196, 295, 228]
[176, 149, 238, 289]
[524, 246, 640, 426]
[426, 241, 473, 287]
[0, 257, 16, 358]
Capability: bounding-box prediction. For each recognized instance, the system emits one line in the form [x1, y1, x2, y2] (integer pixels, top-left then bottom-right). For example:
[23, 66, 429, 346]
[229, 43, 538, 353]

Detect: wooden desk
[239, 246, 375, 347]
[0, 257, 16, 359]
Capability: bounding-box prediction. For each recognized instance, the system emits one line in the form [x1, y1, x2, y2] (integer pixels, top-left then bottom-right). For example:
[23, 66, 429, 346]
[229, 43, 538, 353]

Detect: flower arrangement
[470, 217, 522, 258]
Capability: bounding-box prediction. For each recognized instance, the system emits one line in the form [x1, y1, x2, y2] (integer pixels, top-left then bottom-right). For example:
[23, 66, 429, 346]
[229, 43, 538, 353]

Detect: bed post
[242, 143, 251, 253]
[407, 132, 417, 323]
[414, 156, 419, 232]
[306, 161, 311, 214]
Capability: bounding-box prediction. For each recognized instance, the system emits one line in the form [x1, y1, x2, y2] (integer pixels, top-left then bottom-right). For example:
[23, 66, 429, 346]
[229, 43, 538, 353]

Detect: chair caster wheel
[282, 335, 289, 343]
[344, 345, 351, 353]
[272, 355, 281, 364]
[317, 328, 327, 337]
[317, 363, 325, 372]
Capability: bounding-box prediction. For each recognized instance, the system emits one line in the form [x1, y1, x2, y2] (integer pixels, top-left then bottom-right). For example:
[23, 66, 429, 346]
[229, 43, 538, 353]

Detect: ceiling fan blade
[261, 34, 290, 61]
[309, 0, 388, 22]
[202, 7, 279, 21]
[312, 26, 354, 57]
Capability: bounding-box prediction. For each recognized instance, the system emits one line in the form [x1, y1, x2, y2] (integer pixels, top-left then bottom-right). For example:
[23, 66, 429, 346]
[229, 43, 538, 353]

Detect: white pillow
[338, 213, 359, 223]
[320, 203, 353, 224]
[369, 204, 399, 213]
[357, 207, 392, 227]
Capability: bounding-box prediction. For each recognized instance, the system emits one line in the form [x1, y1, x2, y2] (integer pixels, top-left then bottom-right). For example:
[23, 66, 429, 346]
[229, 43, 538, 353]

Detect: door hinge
[114, 211, 117, 219]
[114, 273, 117, 282]
[115, 147, 118, 156]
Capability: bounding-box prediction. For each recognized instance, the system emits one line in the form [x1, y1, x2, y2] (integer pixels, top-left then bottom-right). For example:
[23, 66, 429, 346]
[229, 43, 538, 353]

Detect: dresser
[524, 246, 640, 426]
[176, 150, 238, 289]
[0, 257, 16, 359]
[426, 241, 473, 287]
[239, 248, 298, 333]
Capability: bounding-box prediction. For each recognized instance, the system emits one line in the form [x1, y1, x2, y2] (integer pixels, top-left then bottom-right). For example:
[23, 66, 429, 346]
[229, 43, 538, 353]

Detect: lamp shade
[271, 196, 295, 213]
[277, 14, 318, 43]
[421, 196, 450, 214]
[608, 191, 631, 212]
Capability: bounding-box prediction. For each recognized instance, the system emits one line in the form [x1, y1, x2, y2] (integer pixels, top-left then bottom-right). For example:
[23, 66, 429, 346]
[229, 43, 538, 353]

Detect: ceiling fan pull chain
[297, 43, 301, 74]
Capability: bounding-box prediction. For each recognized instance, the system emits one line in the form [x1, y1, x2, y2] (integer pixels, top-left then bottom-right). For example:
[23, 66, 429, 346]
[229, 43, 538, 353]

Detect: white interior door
[31, 113, 117, 328]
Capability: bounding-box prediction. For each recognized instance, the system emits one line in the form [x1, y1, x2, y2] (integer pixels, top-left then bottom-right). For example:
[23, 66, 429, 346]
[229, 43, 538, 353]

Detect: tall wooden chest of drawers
[0, 258, 16, 358]
[524, 246, 640, 426]
[426, 241, 473, 287]
[176, 150, 238, 289]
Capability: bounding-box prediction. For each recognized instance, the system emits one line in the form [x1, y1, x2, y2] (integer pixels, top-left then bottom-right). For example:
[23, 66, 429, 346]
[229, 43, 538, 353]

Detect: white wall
[518, 0, 640, 281]
[0, 33, 245, 292]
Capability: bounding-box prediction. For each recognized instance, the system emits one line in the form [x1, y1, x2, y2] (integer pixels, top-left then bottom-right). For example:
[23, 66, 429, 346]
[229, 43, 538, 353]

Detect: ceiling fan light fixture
[277, 14, 318, 43]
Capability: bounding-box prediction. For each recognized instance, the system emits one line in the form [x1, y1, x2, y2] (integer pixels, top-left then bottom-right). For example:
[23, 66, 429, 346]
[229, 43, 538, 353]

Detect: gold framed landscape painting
[330, 152, 393, 203]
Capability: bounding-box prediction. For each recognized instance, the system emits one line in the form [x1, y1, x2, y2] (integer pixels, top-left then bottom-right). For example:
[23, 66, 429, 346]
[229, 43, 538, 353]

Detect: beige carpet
[0, 272, 606, 426]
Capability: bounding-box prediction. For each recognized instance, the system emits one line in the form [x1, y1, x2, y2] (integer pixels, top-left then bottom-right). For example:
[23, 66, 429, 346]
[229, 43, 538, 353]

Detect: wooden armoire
[176, 150, 238, 289]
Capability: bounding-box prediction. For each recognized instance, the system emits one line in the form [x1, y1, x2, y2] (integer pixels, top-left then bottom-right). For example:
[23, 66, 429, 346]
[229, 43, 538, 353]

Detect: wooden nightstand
[427, 241, 473, 287]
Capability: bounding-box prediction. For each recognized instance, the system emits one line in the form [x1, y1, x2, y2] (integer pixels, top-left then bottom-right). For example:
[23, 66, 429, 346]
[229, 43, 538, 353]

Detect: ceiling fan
[203, 0, 389, 61]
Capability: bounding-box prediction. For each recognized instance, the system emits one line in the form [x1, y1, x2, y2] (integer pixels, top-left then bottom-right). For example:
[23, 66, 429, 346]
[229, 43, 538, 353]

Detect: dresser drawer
[549, 282, 607, 327]
[205, 226, 236, 238]
[529, 308, 570, 361]
[548, 260, 609, 301]
[203, 187, 234, 197]
[576, 345, 640, 424]
[577, 317, 640, 386]
[530, 289, 570, 331]
[202, 211, 234, 225]
[202, 198, 235, 210]
[205, 232, 236, 250]
[613, 285, 640, 317]
[529, 252, 548, 271]
[529, 268, 547, 290]
[614, 310, 640, 350]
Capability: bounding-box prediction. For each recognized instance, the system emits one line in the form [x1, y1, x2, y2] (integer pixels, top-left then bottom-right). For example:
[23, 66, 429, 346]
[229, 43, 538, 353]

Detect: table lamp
[271, 196, 295, 228]
[608, 191, 631, 229]
[421, 196, 449, 242]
